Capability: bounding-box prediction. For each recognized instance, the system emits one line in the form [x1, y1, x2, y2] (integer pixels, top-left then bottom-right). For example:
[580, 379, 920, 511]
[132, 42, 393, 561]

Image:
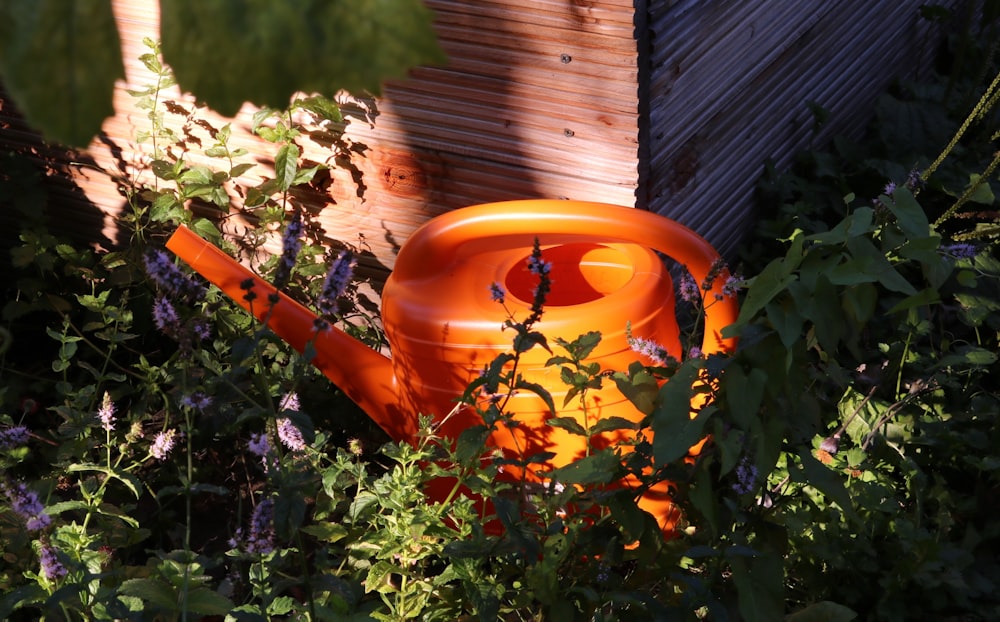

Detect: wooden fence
[1, 0, 955, 287]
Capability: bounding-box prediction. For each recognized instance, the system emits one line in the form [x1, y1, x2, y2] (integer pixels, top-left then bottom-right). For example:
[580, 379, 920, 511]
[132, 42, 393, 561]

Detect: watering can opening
[504, 243, 637, 307]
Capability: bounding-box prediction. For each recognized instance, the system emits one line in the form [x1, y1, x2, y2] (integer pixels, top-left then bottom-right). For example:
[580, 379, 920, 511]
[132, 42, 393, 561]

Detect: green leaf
[299, 522, 348, 543]
[731, 553, 784, 622]
[764, 299, 805, 350]
[513, 378, 557, 415]
[728, 234, 804, 334]
[589, 416, 639, 434]
[546, 450, 619, 485]
[933, 346, 998, 370]
[67, 463, 142, 499]
[45, 500, 89, 515]
[807, 207, 875, 244]
[885, 287, 940, 315]
[606, 493, 649, 540]
[296, 94, 343, 122]
[274, 143, 300, 192]
[722, 366, 766, 429]
[611, 367, 659, 415]
[293, 165, 323, 186]
[229, 162, 255, 178]
[189, 218, 222, 243]
[546, 416, 588, 437]
[961, 172, 995, 204]
[0, 0, 124, 146]
[843, 236, 917, 295]
[348, 491, 379, 522]
[791, 449, 860, 524]
[159, 0, 446, 116]
[785, 601, 858, 622]
[184, 588, 234, 615]
[885, 187, 930, 240]
[651, 361, 711, 465]
[95, 504, 140, 529]
[119, 578, 177, 611]
[267, 596, 296, 616]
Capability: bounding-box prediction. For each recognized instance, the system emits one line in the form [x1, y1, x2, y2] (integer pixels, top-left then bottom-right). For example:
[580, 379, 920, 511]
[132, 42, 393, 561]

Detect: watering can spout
[164, 226, 409, 441]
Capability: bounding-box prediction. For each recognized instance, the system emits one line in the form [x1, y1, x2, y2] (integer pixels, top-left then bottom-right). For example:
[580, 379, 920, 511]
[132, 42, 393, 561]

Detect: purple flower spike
[277, 418, 306, 452]
[679, 271, 701, 304]
[0, 425, 30, 450]
[273, 211, 304, 290]
[151, 429, 177, 460]
[2, 481, 51, 532]
[246, 498, 275, 554]
[629, 336, 673, 367]
[40, 543, 67, 580]
[489, 282, 505, 304]
[732, 457, 758, 495]
[144, 249, 206, 303]
[152, 296, 181, 335]
[97, 392, 116, 432]
[317, 250, 355, 319]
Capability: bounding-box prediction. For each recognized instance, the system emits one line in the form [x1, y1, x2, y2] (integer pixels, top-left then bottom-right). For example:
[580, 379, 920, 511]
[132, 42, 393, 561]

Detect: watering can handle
[394, 200, 738, 354]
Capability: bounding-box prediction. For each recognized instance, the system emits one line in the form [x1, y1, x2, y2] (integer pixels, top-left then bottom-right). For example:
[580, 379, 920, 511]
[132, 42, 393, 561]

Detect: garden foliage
[0, 0, 443, 146]
[2, 6, 1000, 621]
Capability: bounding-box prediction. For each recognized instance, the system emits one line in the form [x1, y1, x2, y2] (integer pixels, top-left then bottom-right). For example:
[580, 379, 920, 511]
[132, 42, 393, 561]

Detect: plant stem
[923, 68, 1000, 186]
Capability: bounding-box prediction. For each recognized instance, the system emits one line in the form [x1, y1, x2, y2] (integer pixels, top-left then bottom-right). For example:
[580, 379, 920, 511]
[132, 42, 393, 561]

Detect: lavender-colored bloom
[150, 429, 177, 460]
[144, 248, 206, 303]
[277, 418, 306, 452]
[248, 433, 270, 457]
[191, 318, 212, 342]
[97, 392, 115, 432]
[679, 271, 701, 304]
[180, 392, 212, 412]
[906, 168, 924, 191]
[527, 254, 552, 276]
[940, 242, 978, 260]
[317, 250, 355, 318]
[700, 258, 727, 291]
[273, 211, 304, 289]
[687, 346, 703, 359]
[152, 296, 180, 334]
[39, 543, 67, 580]
[629, 336, 673, 367]
[883, 181, 897, 196]
[0, 425, 30, 449]
[488, 282, 505, 304]
[595, 563, 611, 584]
[278, 392, 300, 412]
[3, 482, 51, 531]
[732, 457, 758, 495]
[722, 274, 743, 298]
[246, 498, 275, 554]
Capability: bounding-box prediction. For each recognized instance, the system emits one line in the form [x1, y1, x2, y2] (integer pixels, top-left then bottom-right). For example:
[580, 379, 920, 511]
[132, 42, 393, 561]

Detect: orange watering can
[166, 199, 738, 536]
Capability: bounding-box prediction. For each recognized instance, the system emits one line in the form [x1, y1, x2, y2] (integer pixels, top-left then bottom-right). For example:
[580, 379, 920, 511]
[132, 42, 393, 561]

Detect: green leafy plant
[2, 6, 1000, 621]
[0, 0, 444, 146]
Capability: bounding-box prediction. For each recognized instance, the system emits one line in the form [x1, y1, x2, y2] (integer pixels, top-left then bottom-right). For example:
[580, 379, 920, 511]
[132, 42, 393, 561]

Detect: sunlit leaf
[159, 0, 445, 116]
[0, 0, 124, 146]
[546, 450, 619, 485]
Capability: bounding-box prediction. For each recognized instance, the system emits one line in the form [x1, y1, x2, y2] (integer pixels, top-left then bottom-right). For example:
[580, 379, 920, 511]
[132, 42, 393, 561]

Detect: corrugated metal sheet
[1, 0, 956, 277]
[643, 0, 950, 253]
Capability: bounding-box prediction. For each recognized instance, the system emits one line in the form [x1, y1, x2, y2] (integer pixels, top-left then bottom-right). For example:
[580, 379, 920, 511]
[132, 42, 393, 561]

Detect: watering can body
[166, 200, 738, 537]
